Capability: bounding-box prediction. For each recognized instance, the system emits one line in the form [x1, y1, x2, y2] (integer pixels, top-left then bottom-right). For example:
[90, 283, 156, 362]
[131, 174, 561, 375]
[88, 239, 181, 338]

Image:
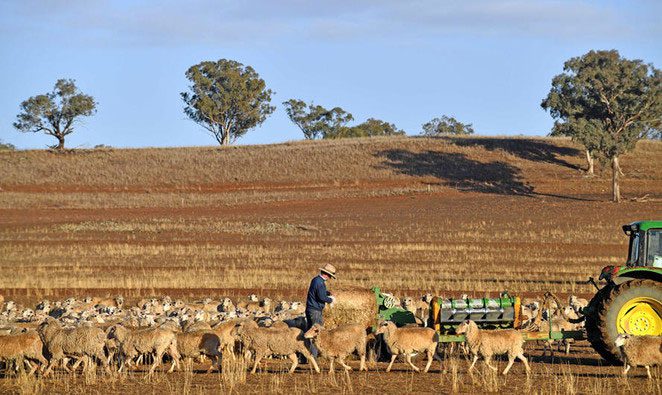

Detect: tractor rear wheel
[586, 279, 662, 363]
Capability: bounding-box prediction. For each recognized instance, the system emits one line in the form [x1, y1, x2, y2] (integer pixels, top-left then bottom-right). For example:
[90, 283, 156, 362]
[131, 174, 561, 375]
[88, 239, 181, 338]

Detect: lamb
[375, 321, 440, 373]
[175, 331, 223, 372]
[107, 324, 181, 374]
[37, 319, 109, 376]
[615, 334, 662, 379]
[456, 320, 530, 375]
[304, 323, 367, 373]
[0, 331, 48, 375]
[233, 319, 320, 374]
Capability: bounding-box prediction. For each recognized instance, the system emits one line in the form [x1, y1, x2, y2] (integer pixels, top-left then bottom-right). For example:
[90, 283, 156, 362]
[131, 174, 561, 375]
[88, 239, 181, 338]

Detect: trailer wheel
[586, 279, 662, 364]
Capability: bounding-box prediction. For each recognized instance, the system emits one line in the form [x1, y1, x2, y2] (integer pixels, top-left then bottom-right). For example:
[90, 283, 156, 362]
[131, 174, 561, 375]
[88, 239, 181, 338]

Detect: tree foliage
[541, 50, 661, 202]
[421, 115, 474, 136]
[282, 99, 353, 139]
[13, 79, 96, 150]
[181, 59, 275, 146]
[283, 99, 404, 139]
[0, 140, 15, 151]
[337, 118, 405, 138]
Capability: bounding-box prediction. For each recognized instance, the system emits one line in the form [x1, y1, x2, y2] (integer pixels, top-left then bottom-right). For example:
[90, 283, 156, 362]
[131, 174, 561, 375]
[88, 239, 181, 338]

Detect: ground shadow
[377, 149, 533, 196]
[446, 137, 581, 170]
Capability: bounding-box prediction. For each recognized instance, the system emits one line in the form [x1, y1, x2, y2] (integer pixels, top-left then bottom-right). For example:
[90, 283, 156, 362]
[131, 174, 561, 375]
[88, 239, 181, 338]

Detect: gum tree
[181, 59, 275, 145]
[542, 50, 661, 202]
[13, 79, 96, 150]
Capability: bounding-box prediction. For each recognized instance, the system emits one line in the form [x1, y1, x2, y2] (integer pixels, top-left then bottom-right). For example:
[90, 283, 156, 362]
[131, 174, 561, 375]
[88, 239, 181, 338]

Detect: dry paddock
[0, 342, 659, 394]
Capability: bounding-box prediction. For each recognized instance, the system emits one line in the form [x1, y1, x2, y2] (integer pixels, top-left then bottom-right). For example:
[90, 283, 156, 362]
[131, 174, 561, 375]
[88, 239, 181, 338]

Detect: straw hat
[319, 263, 337, 279]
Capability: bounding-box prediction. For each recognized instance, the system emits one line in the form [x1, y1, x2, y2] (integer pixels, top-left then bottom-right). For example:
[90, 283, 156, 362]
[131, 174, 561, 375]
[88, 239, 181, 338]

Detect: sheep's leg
[287, 353, 298, 373]
[405, 353, 420, 372]
[645, 366, 652, 379]
[149, 351, 164, 374]
[25, 360, 38, 376]
[251, 352, 263, 374]
[328, 357, 335, 374]
[386, 354, 397, 372]
[484, 355, 498, 371]
[564, 341, 570, 355]
[298, 347, 320, 373]
[42, 360, 56, 377]
[338, 356, 352, 371]
[359, 353, 367, 372]
[423, 349, 433, 373]
[167, 342, 181, 373]
[502, 356, 515, 375]
[517, 353, 530, 372]
[468, 355, 479, 372]
[622, 364, 631, 377]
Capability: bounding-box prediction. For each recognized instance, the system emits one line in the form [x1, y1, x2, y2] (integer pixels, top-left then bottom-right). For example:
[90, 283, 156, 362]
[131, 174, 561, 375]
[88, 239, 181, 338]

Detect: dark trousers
[305, 309, 324, 358]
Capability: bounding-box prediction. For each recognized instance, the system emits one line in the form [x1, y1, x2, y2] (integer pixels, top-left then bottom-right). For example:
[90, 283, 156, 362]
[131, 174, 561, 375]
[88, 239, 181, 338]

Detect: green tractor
[585, 220, 662, 363]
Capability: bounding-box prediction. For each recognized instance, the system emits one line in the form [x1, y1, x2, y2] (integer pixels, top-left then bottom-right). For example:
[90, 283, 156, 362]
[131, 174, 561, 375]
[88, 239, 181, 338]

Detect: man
[305, 263, 337, 358]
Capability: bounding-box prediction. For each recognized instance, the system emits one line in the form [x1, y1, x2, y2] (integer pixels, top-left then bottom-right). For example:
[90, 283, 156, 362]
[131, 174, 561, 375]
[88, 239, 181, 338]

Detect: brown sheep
[304, 323, 367, 373]
[107, 324, 180, 374]
[37, 320, 109, 376]
[0, 331, 47, 375]
[456, 320, 530, 375]
[233, 320, 320, 374]
[175, 331, 223, 372]
[615, 334, 662, 379]
[375, 321, 440, 373]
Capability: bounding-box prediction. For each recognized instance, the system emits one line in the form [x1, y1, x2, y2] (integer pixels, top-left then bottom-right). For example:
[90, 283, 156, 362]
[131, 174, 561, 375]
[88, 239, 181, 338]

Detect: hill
[1, 136, 660, 208]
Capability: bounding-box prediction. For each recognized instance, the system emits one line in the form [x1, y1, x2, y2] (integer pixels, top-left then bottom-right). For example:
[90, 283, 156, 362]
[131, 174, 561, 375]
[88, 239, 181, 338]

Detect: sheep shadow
[445, 137, 582, 170]
[377, 149, 534, 196]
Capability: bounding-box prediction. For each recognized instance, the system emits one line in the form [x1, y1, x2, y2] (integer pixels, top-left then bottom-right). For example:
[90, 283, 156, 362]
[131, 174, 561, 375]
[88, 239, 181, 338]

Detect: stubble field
[0, 135, 660, 393]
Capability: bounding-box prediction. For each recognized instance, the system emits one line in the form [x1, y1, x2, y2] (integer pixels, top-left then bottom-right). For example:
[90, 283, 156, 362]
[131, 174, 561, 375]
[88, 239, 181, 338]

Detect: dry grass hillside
[0, 135, 660, 300]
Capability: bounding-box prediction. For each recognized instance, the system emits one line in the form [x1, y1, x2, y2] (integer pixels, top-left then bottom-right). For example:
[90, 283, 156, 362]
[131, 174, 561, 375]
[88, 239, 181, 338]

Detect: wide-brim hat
[319, 263, 337, 279]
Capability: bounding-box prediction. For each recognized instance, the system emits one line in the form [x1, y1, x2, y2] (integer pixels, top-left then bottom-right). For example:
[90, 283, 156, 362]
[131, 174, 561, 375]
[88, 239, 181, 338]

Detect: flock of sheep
[0, 292, 659, 379]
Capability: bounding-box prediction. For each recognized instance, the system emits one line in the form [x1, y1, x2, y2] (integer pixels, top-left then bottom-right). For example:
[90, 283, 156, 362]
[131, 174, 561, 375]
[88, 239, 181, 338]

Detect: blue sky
[1, 0, 660, 149]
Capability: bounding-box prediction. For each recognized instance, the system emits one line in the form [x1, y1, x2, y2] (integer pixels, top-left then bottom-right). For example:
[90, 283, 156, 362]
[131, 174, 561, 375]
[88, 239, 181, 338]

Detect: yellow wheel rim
[617, 297, 662, 336]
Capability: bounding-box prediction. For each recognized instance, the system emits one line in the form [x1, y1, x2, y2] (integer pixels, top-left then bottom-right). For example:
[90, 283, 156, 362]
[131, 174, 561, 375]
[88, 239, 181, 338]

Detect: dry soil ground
[0, 136, 660, 394]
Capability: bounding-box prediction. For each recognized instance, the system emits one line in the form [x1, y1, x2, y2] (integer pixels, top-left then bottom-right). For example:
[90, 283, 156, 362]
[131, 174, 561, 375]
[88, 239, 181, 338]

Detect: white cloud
[0, 0, 657, 47]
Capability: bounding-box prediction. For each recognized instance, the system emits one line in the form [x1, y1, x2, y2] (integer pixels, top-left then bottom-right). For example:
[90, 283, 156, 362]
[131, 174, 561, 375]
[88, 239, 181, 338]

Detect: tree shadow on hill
[377, 149, 534, 196]
[445, 137, 581, 170]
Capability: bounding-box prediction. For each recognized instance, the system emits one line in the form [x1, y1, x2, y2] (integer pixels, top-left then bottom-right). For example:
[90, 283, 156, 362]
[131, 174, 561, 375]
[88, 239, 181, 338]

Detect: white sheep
[615, 334, 662, 379]
[456, 320, 530, 375]
[233, 319, 320, 374]
[304, 323, 368, 373]
[375, 321, 440, 373]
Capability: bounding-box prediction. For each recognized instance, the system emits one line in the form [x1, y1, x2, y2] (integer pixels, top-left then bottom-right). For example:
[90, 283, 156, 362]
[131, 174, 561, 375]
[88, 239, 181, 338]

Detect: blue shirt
[306, 275, 333, 312]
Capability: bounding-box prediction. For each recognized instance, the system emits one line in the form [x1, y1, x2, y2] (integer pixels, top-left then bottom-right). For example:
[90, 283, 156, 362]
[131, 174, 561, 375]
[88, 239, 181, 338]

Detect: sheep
[456, 320, 530, 375]
[37, 319, 110, 376]
[107, 324, 180, 374]
[615, 334, 662, 379]
[233, 319, 320, 374]
[375, 321, 440, 373]
[212, 319, 245, 355]
[538, 308, 583, 356]
[304, 323, 367, 373]
[568, 295, 588, 315]
[0, 331, 48, 375]
[182, 320, 212, 332]
[175, 331, 223, 372]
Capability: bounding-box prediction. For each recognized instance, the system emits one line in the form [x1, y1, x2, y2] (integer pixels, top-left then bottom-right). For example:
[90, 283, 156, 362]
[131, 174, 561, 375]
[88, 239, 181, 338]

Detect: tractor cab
[623, 221, 662, 268]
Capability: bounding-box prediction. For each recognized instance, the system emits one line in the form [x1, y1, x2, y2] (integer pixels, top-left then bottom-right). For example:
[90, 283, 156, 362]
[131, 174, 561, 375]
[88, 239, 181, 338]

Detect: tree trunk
[221, 131, 230, 146]
[612, 156, 621, 203]
[585, 149, 594, 175]
[55, 134, 65, 150]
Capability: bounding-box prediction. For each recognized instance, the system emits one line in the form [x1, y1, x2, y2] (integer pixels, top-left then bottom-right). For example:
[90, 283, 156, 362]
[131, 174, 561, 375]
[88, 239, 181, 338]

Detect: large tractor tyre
[586, 279, 662, 364]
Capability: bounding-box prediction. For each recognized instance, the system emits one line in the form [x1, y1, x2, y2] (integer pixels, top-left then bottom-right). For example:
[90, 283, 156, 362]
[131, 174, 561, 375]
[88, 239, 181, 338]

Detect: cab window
[647, 229, 662, 268]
